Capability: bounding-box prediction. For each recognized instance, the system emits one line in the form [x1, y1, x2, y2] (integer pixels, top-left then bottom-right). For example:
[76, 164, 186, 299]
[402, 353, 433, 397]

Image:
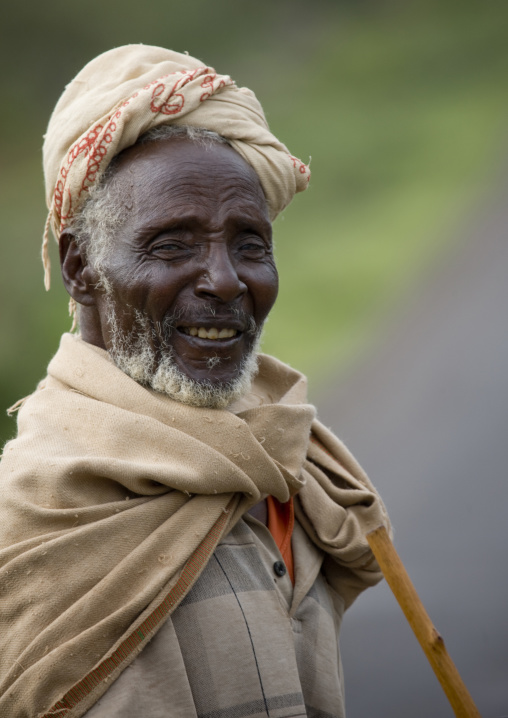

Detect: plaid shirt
[85, 515, 346, 718]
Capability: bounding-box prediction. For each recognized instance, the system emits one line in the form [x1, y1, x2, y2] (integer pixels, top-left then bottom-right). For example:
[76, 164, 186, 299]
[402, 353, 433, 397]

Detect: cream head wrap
[42, 44, 310, 290]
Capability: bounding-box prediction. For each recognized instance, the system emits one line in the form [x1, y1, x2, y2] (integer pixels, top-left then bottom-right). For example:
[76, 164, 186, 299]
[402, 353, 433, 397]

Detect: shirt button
[273, 560, 287, 577]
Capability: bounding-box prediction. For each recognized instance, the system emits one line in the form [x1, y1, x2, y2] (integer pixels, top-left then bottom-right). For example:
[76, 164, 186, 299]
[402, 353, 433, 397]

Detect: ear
[59, 229, 98, 306]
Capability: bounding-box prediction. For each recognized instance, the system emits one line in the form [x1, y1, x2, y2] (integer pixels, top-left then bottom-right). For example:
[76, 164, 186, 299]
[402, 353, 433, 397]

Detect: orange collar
[266, 496, 295, 584]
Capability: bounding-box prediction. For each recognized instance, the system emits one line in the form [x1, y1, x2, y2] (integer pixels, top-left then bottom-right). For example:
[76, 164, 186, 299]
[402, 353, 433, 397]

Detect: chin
[109, 332, 260, 409]
[105, 299, 261, 409]
[149, 348, 259, 409]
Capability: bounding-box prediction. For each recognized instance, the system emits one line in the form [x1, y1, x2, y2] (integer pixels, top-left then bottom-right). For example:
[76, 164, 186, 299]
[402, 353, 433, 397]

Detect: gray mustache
[163, 304, 258, 336]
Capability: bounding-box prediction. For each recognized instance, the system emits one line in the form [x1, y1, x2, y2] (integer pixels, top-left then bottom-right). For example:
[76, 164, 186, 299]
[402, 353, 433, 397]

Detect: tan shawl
[0, 334, 389, 717]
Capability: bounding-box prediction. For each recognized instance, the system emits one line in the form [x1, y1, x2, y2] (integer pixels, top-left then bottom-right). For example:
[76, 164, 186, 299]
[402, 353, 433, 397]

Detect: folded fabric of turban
[42, 44, 310, 289]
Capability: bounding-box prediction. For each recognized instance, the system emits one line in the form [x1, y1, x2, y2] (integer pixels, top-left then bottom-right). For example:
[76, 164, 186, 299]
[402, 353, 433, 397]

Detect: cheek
[109, 264, 182, 317]
[251, 264, 279, 321]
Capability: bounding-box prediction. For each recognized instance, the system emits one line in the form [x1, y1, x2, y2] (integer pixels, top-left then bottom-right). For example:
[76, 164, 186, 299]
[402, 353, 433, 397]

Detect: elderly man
[0, 45, 390, 718]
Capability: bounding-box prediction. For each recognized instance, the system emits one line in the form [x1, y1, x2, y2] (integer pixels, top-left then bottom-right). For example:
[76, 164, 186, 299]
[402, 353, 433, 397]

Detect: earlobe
[59, 230, 97, 306]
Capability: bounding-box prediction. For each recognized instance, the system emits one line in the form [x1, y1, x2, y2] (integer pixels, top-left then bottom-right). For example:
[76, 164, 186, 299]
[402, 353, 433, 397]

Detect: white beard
[104, 299, 261, 410]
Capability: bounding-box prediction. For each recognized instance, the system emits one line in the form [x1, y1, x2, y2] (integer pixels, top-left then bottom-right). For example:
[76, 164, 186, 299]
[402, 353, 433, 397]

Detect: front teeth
[185, 327, 237, 339]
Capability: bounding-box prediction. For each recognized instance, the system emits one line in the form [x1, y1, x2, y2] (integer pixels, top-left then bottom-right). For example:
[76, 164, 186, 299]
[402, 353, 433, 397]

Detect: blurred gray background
[318, 170, 508, 716]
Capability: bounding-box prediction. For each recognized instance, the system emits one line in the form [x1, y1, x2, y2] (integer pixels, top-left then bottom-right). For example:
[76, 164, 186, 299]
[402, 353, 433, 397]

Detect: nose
[194, 245, 247, 303]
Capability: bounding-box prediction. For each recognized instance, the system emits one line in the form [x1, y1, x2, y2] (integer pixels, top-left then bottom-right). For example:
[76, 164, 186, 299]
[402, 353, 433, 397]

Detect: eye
[237, 232, 270, 259]
[154, 242, 182, 251]
[149, 233, 193, 259]
[240, 242, 266, 258]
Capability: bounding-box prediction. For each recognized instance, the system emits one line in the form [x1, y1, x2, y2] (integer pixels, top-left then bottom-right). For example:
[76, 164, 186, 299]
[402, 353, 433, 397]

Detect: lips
[181, 326, 238, 340]
[176, 312, 251, 344]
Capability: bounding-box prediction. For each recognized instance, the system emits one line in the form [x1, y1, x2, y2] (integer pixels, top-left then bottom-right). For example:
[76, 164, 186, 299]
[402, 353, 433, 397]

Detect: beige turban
[42, 44, 310, 289]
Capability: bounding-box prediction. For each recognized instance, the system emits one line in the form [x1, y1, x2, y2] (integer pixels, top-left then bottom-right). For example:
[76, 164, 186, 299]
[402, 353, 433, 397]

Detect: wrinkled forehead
[109, 136, 270, 219]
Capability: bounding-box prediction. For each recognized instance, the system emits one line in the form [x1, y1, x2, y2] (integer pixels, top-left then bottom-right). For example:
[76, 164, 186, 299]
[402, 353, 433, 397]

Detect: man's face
[86, 137, 278, 404]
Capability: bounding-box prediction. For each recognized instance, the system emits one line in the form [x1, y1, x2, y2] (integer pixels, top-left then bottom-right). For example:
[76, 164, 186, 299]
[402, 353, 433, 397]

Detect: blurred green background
[2, 0, 508, 445]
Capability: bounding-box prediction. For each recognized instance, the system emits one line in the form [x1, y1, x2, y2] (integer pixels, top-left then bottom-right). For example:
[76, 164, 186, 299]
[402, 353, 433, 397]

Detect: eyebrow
[134, 208, 272, 236]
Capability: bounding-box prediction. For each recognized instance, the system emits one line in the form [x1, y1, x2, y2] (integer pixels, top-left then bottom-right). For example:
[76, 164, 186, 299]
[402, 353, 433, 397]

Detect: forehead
[110, 137, 269, 222]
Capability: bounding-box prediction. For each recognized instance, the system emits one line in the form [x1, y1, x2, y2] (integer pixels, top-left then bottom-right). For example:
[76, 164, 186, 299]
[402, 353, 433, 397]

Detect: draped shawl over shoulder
[0, 335, 390, 717]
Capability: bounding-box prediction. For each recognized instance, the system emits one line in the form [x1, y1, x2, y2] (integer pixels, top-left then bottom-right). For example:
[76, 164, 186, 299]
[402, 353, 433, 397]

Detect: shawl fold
[0, 334, 389, 717]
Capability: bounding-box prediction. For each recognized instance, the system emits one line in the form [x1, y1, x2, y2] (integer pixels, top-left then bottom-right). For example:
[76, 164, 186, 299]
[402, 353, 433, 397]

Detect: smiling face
[67, 136, 278, 407]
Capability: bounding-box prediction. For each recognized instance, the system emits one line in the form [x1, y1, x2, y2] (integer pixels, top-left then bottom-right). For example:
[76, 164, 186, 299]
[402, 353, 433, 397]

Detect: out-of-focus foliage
[2, 0, 508, 445]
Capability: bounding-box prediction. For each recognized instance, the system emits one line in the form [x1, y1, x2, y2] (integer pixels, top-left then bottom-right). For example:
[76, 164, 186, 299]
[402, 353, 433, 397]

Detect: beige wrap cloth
[42, 44, 310, 289]
[0, 334, 389, 717]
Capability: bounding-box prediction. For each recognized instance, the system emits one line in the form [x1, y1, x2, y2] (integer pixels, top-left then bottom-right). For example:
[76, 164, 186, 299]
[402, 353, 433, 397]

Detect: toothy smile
[181, 327, 239, 340]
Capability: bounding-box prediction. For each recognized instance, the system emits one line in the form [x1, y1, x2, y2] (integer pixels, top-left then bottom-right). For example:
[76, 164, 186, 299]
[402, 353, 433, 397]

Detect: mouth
[177, 326, 240, 341]
[169, 319, 259, 383]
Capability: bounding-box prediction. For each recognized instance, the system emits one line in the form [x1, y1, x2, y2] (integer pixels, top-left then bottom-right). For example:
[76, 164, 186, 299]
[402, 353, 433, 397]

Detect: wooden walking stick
[366, 526, 482, 718]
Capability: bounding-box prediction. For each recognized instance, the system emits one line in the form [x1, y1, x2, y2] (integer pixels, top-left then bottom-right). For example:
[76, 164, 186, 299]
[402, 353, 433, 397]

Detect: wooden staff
[366, 525, 482, 718]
